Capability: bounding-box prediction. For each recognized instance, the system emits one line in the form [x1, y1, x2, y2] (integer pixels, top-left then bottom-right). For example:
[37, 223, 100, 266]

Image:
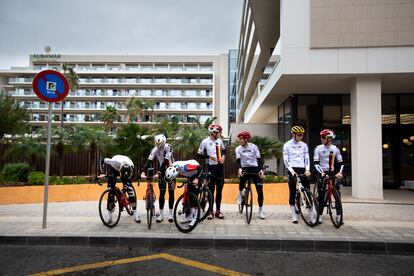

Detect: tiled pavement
[0, 187, 413, 254]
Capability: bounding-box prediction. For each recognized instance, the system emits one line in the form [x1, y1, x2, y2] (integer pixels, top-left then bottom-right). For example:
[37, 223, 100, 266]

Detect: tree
[5, 133, 46, 170]
[153, 116, 180, 143]
[125, 97, 142, 122]
[51, 127, 71, 177]
[114, 123, 152, 170]
[70, 126, 109, 177]
[0, 94, 29, 140]
[61, 63, 79, 127]
[101, 106, 117, 132]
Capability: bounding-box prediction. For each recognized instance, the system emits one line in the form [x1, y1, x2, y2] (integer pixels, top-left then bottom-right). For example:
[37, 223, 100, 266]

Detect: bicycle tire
[245, 186, 253, 224]
[328, 189, 343, 228]
[98, 189, 121, 228]
[198, 187, 213, 222]
[146, 190, 154, 229]
[173, 192, 201, 233]
[125, 185, 137, 216]
[296, 188, 319, 227]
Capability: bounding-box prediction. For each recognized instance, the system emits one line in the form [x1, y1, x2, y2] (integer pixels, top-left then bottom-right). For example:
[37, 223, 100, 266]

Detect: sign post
[32, 70, 69, 229]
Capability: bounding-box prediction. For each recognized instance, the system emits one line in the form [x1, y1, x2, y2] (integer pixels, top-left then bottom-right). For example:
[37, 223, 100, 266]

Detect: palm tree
[125, 97, 142, 122]
[70, 126, 109, 178]
[61, 63, 79, 127]
[141, 100, 155, 123]
[101, 106, 117, 132]
[153, 116, 180, 143]
[5, 133, 46, 170]
[114, 123, 152, 171]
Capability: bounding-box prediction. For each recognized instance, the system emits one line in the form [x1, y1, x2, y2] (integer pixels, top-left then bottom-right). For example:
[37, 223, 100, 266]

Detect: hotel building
[0, 54, 229, 136]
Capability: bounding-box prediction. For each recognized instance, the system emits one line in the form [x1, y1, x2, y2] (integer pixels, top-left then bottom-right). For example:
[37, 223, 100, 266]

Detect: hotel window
[169, 78, 182, 83]
[200, 65, 212, 71]
[140, 64, 153, 71]
[185, 90, 197, 97]
[141, 77, 153, 84]
[126, 78, 136, 84]
[169, 103, 181, 109]
[154, 90, 163, 96]
[141, 90, 151, 97]
[188, 103, 197, 109]
[155, 64, 168, 71]
[185, 65, 198, 71]
[170, 65, 183, 71]
[186, 115, 198, 123]
[170, 90, 181, 96]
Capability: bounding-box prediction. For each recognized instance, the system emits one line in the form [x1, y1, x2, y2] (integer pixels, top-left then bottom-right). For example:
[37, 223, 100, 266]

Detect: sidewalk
[0, 187, 413, 255]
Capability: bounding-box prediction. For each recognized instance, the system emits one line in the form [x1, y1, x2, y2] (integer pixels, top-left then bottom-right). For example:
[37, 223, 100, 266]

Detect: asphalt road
[1, 245, 413, 275]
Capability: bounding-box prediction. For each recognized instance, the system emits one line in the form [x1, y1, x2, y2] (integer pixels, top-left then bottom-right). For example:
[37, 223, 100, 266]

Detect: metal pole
[42, 102, 53, 229]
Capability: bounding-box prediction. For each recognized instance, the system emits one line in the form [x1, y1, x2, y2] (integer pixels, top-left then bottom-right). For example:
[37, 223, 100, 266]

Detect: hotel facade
[0, 54, 229, 136]
[234, 0, 414, 198]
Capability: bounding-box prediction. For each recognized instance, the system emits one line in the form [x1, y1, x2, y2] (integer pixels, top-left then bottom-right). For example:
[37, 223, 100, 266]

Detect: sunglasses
[295, 133, 304, 137]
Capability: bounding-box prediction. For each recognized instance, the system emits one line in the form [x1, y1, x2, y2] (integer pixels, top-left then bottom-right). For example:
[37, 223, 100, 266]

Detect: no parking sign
[32, 69, 70, 229]
[32, 69, 69, 102]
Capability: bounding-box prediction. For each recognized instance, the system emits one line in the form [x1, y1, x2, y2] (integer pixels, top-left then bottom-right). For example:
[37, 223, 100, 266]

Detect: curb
[1, 236, 413, 255]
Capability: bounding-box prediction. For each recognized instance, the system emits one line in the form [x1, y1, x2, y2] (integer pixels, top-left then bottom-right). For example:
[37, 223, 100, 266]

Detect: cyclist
[283, 125, 311, 224]
[165, 159, 203, 227]
[197, 124, 226, 220]
[99, 154, 140, 223]
[313, 129, 344, 224]
[235, 131, 265, 219]
[141, 134, 175, 223]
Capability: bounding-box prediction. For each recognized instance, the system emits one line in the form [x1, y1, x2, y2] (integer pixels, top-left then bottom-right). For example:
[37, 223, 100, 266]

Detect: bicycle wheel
[173, 192, 201, 233]
[245, 186, 253, 224]
[328, 189, 343, 228]
[125, 185, 137, 216]
[296, 188, 319, 227]
[198, 187, 213, 222]
[99, 189, 121, 228]
[146, 190, 154, 229]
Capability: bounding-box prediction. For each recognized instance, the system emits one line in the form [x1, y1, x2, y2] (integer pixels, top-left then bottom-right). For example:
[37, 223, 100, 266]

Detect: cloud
[0, 0, 243, 68]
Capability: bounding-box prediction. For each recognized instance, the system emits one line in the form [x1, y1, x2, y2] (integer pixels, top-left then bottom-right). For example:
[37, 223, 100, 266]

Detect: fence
[0, 143, 239, 178]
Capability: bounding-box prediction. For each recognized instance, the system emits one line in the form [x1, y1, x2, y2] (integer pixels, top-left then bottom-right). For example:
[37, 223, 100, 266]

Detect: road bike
[314, 173, 343, 228]
[96, 175, 137, 228]
[238, 171, 260, 224]
[142, 168, 156, 229]
[173, 178, 201, 233]
[197, 172, 213, 222]
[294, 174, 319, 227]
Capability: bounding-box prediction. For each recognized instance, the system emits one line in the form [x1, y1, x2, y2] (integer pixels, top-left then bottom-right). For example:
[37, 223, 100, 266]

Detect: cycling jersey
[313, 144, 343, 172]
[197, 137, 225, 165]
[104, 155, 134, 171]
[147, 144, 173, 166]
[283, 139, 310, 174]
[173, 160, 202, 178]
[235, 143, 260, 167]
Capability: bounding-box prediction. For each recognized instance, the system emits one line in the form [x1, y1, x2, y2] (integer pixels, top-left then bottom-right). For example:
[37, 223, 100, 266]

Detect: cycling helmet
[208, 124, 222, 134]
[237, 131, 251, 140]
[154, 134, 166, 146]
[165, 166, 179, 181]
[291, 126, 305, 134]
[320, 129, 336, 139]
[120, 163, 132, 180]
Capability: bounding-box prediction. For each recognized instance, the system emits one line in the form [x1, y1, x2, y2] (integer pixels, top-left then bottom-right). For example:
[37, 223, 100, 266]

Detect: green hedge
[1, 163, 30, 182]
[28, 171, 45, 185]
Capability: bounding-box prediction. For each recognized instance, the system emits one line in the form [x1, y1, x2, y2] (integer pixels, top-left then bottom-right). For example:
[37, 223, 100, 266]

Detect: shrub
[28, 171, 45, 185]
[1, 163, 30, 182]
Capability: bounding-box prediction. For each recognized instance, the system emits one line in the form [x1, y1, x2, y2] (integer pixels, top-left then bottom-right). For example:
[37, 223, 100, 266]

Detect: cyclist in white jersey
[235, 131, 265, 219]
[141, 134, 175, 223]
[99, 155, 141, 223]
[283, 126, 311, 223]
[313, 129, 344, 224]
[165, 160, 203, 227]
[197, 124, 226, 220]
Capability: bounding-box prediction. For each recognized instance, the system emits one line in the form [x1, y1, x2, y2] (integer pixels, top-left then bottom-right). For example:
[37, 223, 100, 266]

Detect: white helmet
[165, 166, 179, 181]
[154, 134, 166, 147]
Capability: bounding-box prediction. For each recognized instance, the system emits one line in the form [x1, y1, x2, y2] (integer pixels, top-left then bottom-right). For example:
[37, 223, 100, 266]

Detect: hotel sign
[33, 54, 62, 58]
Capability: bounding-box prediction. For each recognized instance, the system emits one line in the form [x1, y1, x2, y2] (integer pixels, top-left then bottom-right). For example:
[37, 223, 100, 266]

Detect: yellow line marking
[159, 253, 249, 276]
[29, 254, 160, 276]
[29, 253, 249, 276]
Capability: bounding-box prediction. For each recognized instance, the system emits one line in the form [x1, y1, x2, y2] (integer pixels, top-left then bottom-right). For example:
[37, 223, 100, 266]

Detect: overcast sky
[0, 0, 243, 69]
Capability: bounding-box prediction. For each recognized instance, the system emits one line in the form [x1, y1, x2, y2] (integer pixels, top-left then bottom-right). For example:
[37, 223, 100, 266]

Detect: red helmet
[320, 129, 336, 139]
[237, 131, 251, 140]
[208, 124, 222, 134]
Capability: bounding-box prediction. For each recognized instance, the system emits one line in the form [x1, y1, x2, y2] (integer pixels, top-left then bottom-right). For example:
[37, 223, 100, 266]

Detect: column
[351, 77, 383, 199]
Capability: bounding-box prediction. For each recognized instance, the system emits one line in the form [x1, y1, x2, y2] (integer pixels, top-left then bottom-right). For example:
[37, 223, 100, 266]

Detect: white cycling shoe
[259, 208, 266, 219]
[105, 212, 113, 223]
[237, 192, 242, 205]
[134, 211, 141, 223]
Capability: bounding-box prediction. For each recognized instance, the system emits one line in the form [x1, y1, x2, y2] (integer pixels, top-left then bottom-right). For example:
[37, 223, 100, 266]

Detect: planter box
[0, 183, 289, 205]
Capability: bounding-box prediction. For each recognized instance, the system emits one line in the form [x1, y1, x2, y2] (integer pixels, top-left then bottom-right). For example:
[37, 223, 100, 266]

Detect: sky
[0, 0, 243, 69]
